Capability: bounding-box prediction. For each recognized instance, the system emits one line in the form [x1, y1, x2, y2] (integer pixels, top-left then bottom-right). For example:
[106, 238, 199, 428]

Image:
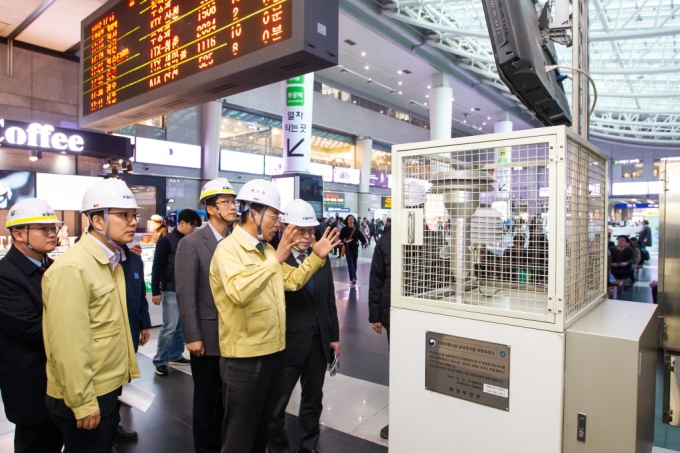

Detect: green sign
[287, 76, 305, 84]
[286, 86, 305, 107]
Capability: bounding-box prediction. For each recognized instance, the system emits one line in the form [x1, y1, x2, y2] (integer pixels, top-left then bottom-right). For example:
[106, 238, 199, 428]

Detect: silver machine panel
[659, 161, 680, 351]
[659, 161, 680, 427]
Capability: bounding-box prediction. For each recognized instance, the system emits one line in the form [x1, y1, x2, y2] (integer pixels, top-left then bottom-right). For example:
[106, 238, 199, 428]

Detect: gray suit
[176, 223, 225, 453]
[176, 224, 221, 356]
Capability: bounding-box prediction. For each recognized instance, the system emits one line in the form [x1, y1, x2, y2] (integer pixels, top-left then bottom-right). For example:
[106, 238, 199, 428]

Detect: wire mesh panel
[563, 136, 607, 320]
[400, 142, 552, 317]
[394, 127, 608, 331]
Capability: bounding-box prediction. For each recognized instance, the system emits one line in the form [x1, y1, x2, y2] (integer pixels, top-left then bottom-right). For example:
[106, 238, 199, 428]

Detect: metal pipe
[6, 38, 12, 77]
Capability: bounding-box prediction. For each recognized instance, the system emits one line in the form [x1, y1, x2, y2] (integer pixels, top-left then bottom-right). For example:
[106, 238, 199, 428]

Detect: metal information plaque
[425, 332, 511, 411]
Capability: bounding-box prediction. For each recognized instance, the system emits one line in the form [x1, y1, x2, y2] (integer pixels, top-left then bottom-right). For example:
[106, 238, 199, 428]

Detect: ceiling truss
[382, 0, 680, 144]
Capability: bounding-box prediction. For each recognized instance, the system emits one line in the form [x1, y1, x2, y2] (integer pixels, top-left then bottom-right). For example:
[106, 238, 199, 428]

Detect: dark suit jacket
[121, 246, 151, 351]
[0, 246, 52, 425]
[269, 229, 285, 250]
[176, 224, 222, 356]
[284, 251, 339, 367]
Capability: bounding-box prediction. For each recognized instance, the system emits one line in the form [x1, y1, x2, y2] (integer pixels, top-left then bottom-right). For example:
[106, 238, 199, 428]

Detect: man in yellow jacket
[210, 179, 340, 453]
[42, 179, 141, 453]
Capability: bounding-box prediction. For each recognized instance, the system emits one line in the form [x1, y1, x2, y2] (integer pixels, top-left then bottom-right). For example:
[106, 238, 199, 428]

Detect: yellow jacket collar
[233, 226, 261, 252]
[79, 233, 114, 266]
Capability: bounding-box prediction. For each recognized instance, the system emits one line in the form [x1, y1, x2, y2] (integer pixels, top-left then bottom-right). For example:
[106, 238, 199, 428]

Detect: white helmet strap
[87, 210, 123, 253]
[247, 202, 268, 243]
[204, 196, 233, 228]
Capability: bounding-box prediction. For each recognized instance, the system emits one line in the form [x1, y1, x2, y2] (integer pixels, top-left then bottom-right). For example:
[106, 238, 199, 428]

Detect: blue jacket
[121, 246, 152, 351]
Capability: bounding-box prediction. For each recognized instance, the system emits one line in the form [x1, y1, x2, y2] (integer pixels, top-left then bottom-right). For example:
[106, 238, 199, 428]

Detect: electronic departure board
[80, 0, 338, 130]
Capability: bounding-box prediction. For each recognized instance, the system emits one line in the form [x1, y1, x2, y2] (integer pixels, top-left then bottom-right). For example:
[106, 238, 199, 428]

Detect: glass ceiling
[383, 0, 680, 144]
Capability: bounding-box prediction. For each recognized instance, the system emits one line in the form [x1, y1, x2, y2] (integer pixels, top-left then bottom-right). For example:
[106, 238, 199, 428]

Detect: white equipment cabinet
[389, 126, 656, 453]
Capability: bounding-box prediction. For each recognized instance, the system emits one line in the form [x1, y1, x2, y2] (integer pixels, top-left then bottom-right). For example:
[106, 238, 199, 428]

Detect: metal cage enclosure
[391, 126, 608, 332]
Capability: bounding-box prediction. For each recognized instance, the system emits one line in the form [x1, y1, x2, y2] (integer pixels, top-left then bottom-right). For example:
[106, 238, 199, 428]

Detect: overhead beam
[594, 106, 680, 115]
[6, 0, 57, 40]
[381, 10, 490, 39]
[590, 125, 680, 138]
[426, 39, 496, 64]
[590, 26, 680, 41]
[590, 131, 680, 145]
[590, 66, 680, 75]
[592, 117, 680, 128]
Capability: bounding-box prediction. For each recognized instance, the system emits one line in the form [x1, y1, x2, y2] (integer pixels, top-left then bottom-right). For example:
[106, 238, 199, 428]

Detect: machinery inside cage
[399, 135, 607, 322]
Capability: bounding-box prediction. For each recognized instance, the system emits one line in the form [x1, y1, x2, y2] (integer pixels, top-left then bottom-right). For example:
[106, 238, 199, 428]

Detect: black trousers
[267, 336, 327, 453]
[220, 352, 283, 453]
[14, 419, 63, 453]
[46, 388, 121, 453]
[191, 354, 224, 453]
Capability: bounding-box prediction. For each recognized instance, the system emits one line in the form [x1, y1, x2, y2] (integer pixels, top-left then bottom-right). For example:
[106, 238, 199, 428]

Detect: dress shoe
[116, 424, 138, 442]
[169, 357, 190, 365]
[380, 424, 389, 439]
[155, 365, 169, 376]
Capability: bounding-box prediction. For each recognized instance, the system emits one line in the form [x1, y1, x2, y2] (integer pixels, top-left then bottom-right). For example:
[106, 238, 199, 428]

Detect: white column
[356, 137, 373, 218]
[356, 138, 373, 193]
[282, 74, 314, 173]
[200, 101, 222, 181]
[429, 72, 453, 141]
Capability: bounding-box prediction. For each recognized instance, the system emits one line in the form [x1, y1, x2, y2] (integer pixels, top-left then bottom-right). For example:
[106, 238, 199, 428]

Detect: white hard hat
[236, 179, 282, 212]
[200, 177, 236, 203]
[81, 178, 140, 212]
[281, 199, 319, 227]
[404, 180, 427, 207]
[6, 198, 63, 229]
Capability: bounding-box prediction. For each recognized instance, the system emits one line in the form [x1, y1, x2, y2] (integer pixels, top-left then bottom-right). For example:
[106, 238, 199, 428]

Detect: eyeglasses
[215, 200, 236, 207]
[262, 212, 282, 222]
[27, 226, 59, 236]
[297, 228, 314, 237]
[109, 212, 141, 223]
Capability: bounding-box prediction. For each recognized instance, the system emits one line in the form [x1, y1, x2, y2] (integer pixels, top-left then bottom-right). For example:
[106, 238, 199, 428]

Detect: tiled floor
[0, 244, 675, 452]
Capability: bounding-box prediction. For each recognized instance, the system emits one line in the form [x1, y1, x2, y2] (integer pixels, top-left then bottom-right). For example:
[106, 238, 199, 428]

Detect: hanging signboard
[281, 74, 314, 172]
[80, 0, 339, 130]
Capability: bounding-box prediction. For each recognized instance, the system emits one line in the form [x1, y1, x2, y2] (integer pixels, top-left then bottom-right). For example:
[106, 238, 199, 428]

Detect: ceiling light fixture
[399, 91, 402, 95]
[364, 65, 369, 70]
[426, 94, 429, 98]
[427, 85, 431, 89]
[398, 70, 402, 74]
[361, 52, 366, 56]
[28, 150, 42, 162]
[398, 81, 402, 85]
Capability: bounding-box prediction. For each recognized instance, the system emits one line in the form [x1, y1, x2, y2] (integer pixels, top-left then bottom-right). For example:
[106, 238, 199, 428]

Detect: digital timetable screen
[82, 0, 293, 116]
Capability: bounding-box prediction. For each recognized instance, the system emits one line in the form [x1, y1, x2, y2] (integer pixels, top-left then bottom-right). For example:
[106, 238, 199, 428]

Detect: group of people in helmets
[0, 176, 342, 453]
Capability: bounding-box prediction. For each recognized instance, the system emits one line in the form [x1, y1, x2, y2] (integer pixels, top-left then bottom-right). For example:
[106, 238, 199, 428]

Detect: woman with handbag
[339, 215, 367, 286]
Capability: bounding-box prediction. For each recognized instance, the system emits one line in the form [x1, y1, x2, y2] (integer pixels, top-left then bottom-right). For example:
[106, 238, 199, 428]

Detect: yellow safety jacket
[42, 233, 140, 419]
[210, 226, 324, 358]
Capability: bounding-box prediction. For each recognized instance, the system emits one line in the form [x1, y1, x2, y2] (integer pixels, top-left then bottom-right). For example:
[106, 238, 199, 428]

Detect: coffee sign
[0, 119, 132, 159]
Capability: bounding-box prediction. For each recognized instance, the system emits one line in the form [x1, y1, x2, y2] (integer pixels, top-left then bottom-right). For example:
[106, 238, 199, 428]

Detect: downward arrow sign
[286, 138, 305, 157]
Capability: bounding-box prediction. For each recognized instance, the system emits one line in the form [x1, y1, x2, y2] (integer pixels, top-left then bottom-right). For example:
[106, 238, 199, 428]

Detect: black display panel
[80, 0, 338, 130]
[481, 0, 571, 126]
[299, 174, 323, 219]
